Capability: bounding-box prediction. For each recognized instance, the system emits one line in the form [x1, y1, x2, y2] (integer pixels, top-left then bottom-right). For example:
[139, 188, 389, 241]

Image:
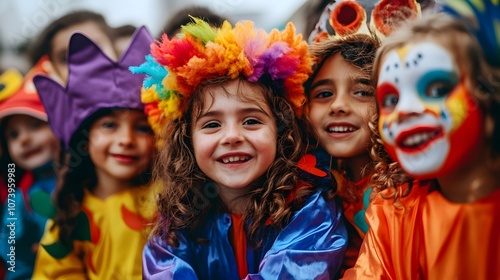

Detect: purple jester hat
[33, 26, 153, 148]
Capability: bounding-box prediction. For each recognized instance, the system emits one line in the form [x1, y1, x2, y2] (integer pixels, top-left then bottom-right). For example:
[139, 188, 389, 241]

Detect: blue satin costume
[143, 149, 348, 279]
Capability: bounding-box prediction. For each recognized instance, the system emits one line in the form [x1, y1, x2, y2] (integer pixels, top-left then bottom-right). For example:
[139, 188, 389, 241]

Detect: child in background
[160, 5, 227, 38]
[112, 24, 138, 56]
[135, 18, 347, 279]
[28, 10, 116, 83]
[0, 67, 60, 280]
[31, 26, 156, 279]
[304, 0, 421, 274]
[344, 1, 500, 278]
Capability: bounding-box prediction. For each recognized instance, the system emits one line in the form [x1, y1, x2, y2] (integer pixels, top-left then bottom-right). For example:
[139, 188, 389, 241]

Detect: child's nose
[222, 125, 244, 145]
[18, 129, 31, 145]
[118, 127, 135, 146]
[329, 92, 350, 115]
[395, 93, 425, 122]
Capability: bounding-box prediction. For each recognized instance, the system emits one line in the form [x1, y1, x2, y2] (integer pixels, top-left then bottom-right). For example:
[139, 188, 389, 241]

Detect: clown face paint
[376, 42, 483, 179]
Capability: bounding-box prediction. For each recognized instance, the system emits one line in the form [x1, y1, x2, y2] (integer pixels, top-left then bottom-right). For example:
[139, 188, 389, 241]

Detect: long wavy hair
[52, 108, 153, 245]
[303, 33, 381, 200]
[371, 14, 500, 201]
[152, 77, 311, 248]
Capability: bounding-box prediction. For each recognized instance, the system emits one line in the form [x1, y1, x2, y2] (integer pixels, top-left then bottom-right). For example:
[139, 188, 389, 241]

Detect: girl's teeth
[328, 126, 355, 132]
[222, 156, 248, 163]
[403, 132, 435, 147]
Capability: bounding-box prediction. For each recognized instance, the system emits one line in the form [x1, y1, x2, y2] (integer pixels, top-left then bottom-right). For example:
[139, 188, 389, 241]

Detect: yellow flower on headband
[131, 17, 312, 131]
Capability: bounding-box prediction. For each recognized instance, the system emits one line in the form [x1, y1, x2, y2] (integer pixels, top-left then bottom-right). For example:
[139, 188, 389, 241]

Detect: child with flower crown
[30, 26, 156, 279]
[0, 68, 60, 280]
[343, 0, 500, 278]
[134, 18, 348, 279]
[303, 0, 421, 275]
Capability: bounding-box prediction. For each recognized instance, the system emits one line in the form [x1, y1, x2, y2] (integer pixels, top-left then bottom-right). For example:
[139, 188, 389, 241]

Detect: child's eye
[202, 121, 220, 129]
[382, 93, 399, 108]
[313, 90, 333, 99]
[425, 81, 455, 99]
[243, 118, 261, 125]
[6, 129, 19, 140]
[101, 121, 117, 129]
[354, 90, 375, 97]
[377, 83, 400, 112]
[28, 119, 45, 130]
[135, 124, 154, 134]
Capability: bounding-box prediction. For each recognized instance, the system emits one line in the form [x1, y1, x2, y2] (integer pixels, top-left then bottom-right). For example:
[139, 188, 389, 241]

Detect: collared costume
[33, 187, 154, 280]
[143, 183, 347, 279]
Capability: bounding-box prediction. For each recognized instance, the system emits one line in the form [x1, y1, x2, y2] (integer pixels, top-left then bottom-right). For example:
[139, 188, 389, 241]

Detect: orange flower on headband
[131, 17, 312, 133]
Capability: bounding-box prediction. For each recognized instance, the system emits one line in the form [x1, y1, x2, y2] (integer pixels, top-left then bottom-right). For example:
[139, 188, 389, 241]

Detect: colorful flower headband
[131, 17, 312, 134]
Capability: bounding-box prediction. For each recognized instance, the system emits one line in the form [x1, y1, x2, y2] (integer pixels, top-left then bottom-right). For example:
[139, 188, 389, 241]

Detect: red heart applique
[297, 154, 327, 177]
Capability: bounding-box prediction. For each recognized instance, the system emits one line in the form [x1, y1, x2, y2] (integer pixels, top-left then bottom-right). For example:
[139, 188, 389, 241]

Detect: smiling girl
[135, 18, 347, 279]
[31, 27, 156, 279]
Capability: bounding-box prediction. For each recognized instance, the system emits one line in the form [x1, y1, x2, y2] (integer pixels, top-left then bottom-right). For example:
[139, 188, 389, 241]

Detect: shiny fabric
[32, 186, 155, 280]
[343, 182, 500, 279]
[0, 164, 56, 280]
[143, 185, 348, 279]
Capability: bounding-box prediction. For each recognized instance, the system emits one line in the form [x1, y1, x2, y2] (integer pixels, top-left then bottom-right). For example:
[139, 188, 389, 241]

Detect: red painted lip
[395, 126, 443, 153]
[325, 122, 359, 139]
[111, 154, 139, 163]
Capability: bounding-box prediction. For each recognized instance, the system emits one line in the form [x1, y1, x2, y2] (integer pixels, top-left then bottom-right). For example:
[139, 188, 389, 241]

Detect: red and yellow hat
[0, 56, 56, 122]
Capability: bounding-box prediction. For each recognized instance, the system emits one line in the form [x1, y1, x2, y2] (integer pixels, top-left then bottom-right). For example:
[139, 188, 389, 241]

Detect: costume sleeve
[341, 223, 391, 279]
[31, 220, 86, 280]
[245, 190, 348, 280]
[143, 235, 199, 280]
[342, 184, 430, 280]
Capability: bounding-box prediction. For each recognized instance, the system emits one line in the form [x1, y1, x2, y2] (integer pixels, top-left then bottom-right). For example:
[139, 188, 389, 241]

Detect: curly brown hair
[371, 14, 500, 200]
[152, 77, 312, 248]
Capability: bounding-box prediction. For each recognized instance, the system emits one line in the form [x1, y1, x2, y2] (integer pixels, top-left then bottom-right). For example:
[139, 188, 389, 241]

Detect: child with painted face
[304, 0, 424, 275]
[30, 27, 156, 279]
[134, 18, 348, 279]
[0, 69, 60, 280]
[344, 1, 500, 278]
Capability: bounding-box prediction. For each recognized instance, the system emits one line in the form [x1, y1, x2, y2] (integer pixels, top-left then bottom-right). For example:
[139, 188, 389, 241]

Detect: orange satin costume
[343, 181, 500, 279]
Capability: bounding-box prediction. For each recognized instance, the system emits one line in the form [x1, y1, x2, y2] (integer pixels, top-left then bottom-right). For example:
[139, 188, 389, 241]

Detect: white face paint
[376, 42, 482, 178]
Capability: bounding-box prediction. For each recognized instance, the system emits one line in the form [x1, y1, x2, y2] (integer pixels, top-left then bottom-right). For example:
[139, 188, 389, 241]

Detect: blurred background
[0, 0, 315, 73]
